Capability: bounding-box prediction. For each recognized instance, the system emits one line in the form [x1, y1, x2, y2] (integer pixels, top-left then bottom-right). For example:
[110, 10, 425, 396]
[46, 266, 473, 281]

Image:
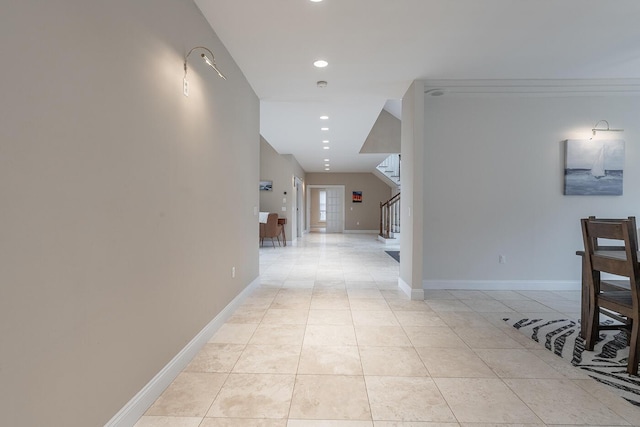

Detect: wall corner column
[398, 80, 425, 300]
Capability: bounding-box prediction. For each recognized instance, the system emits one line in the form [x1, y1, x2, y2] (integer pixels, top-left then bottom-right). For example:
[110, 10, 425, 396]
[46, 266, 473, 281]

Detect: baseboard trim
[105, 276, 260, 427]
[377, 235, 399, 244]
[398, 277, 425, 300]
[423, 279, 581, 291]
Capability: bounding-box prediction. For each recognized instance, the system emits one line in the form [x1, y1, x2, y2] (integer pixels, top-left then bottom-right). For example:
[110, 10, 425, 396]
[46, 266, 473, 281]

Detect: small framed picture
[259, 180, 273, 191]
[352, 191, 362, 203]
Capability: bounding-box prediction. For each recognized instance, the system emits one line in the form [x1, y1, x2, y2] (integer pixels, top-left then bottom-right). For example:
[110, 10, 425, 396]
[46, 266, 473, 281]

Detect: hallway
[135, 233, 640, 426]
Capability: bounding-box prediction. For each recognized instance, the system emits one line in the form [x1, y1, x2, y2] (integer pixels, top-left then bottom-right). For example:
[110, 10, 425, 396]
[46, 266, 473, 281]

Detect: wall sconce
[183, 46, 226, 96]
[590, 120, 623, 140]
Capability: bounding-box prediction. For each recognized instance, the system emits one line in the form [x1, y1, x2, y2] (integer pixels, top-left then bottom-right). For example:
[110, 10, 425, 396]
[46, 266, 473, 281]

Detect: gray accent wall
[0, 1, 259, 425]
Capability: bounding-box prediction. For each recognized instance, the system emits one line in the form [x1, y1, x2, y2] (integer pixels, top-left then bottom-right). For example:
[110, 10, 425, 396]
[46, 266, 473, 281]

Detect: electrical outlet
[356, 221, 360, 225]
[499, 255, 506, 264]
[232, 266, 236, 278]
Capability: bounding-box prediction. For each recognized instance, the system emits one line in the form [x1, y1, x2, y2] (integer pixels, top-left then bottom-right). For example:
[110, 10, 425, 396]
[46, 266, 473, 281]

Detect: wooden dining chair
[581, 217, 640, 375]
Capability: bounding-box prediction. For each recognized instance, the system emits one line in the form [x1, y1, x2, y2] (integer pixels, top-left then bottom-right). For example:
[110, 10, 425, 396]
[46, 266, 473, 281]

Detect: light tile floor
[136, 233, 640, 427]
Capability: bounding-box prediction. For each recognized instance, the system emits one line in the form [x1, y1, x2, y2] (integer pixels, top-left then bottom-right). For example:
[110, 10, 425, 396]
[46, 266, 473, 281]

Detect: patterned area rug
[504, 317, 640, 406]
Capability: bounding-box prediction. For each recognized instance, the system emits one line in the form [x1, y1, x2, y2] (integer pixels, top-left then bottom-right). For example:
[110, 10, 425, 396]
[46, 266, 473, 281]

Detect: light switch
[283, 198, 287, 203]
[282, 206, 287, 212]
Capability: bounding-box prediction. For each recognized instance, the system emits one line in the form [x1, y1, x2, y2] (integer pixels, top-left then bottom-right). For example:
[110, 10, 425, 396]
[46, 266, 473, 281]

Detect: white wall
[422, 85, 640, 289]
[360, 109, 401, 153]
[0, 1, 259, 425]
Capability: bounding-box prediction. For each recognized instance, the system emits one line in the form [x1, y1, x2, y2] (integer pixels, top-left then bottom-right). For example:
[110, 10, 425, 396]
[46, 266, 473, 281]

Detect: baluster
[379, 202, 383, 237]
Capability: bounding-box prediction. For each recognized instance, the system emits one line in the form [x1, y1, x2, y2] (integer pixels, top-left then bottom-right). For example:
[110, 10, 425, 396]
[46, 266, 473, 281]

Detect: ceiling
[194, 0, 640, 173]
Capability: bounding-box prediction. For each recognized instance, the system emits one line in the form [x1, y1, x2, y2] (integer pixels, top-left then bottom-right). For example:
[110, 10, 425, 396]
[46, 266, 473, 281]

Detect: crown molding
[423, 79, 640, 97]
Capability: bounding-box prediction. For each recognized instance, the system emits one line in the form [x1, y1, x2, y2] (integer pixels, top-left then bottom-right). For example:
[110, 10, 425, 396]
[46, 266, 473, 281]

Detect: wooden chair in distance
[260, 213, 283, 248]
[581, 218, 640, 375]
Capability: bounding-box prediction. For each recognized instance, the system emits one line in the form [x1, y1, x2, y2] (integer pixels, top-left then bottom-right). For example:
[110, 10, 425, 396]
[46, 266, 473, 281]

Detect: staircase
[376, 154, 401, 242]
[375, 154, 400, 189]
[379, 192, 400, 240]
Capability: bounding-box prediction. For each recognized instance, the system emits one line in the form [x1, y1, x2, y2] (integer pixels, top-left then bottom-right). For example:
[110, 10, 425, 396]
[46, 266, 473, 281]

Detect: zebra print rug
[504, 317, 640, 406]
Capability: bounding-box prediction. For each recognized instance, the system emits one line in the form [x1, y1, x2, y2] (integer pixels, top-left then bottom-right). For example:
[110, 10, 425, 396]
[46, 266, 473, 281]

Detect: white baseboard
[398, 277, 425, 300]
[343, 230, 378, 234]
[377, 235, 399, 244]
[105, 276, 260, 427]
[423, 279, 581, 291]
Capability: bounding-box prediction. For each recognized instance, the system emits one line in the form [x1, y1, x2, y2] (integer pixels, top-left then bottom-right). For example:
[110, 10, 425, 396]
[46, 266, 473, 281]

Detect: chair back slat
[587, 216, 638, 251]
[587, 221, 626, 240]
[591, 255, 633, 277]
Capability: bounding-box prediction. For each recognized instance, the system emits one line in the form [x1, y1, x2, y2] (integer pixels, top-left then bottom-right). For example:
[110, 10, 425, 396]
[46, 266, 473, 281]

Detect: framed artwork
[564, 139, 624, 196]
[352, 191, 362, 203]
[259, 180, 273, 191]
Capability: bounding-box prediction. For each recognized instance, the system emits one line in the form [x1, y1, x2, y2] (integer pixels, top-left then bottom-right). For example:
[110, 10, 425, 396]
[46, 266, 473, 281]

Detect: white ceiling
[194, 0, 640, 173]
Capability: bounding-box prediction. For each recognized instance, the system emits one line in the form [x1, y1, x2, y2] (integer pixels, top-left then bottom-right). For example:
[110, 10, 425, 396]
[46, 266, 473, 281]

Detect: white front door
[325, 187, 344, 233]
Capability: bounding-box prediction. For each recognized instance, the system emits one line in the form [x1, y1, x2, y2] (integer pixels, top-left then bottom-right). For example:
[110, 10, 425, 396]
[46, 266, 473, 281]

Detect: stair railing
[379, 192, 401, 239]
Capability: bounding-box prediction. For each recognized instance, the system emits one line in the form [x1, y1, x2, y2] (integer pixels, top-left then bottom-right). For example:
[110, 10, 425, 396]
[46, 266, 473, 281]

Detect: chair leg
[585, 304, 599, 351]
[628, 319, 639, 376]
[271, 237, 276, 248]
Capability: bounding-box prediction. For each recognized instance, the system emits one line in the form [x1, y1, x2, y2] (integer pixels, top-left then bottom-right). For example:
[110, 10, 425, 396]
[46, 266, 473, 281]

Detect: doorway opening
[307, 185, 345, 233]
[294, 176, 304, 238]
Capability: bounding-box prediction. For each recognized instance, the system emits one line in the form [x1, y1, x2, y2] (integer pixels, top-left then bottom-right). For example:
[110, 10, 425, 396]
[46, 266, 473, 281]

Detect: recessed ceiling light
[325, 168, 330, 171]
[320, 115, 329, 120]
[322, 140, 329, 143]
[324, 163, 330, 167]
[310, 0, 323, 2]
[324, 158, 330, 162]
[313, 59, 328, 68]
[323, 146, 330, 150]
[321, 127, 329, 131]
